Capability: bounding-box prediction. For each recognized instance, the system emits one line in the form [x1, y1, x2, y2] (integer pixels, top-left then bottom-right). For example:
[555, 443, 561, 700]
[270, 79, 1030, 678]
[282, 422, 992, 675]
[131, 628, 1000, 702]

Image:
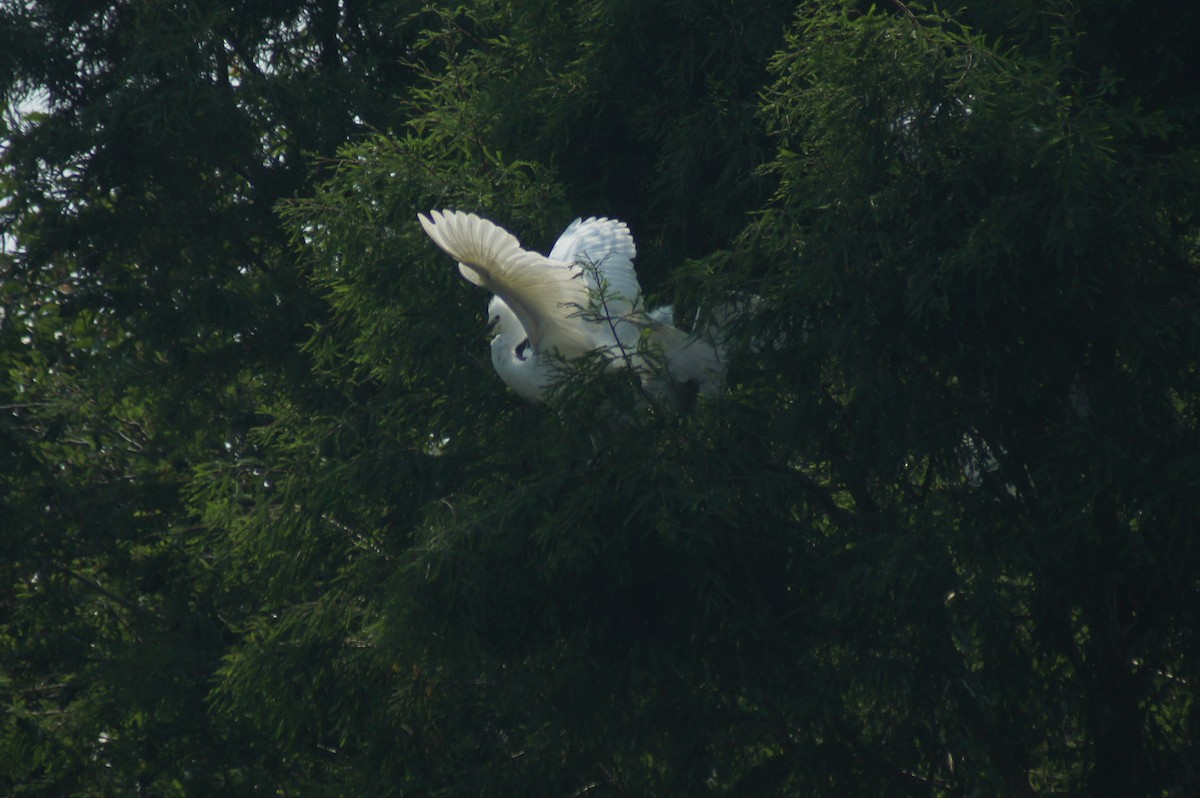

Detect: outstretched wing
[548, 217, 642, 319]
[418, 210, 595, 357]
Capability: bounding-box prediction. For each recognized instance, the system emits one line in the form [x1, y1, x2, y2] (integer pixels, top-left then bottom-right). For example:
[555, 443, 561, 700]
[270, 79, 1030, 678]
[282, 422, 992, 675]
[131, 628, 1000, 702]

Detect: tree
[1, 1, 420, 793]
[4, 1, 1199, 795]
[749, 4, 1200, 793]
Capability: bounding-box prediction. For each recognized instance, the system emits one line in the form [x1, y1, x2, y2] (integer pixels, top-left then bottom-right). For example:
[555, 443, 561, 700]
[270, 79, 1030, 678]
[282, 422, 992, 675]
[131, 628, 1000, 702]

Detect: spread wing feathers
[548, 217, 642, 319]
[418, 210, 596, 356]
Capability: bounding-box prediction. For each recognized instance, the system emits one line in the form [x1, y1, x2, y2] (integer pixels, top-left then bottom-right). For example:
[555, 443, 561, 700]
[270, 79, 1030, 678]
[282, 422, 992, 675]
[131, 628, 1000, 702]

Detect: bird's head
[486, 296, 526, 347]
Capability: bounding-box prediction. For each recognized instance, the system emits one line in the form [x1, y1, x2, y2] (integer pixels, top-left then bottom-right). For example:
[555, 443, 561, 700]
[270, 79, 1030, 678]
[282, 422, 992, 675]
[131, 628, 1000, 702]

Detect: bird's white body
[418, 210, 723, 402]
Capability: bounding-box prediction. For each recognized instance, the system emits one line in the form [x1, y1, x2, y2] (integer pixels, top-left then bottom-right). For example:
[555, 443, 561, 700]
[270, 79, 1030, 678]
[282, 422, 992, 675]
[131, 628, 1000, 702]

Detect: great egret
[418, 210, 723, 403]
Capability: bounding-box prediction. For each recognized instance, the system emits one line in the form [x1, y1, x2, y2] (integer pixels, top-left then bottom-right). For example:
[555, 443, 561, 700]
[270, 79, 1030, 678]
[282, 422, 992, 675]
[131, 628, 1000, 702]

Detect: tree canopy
[3, 1, 1199, 795]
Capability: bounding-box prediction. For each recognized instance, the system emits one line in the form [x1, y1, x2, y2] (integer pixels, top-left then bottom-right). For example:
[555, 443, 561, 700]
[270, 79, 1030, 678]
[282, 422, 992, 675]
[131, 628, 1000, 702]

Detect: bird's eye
[515, 339, 531, 361]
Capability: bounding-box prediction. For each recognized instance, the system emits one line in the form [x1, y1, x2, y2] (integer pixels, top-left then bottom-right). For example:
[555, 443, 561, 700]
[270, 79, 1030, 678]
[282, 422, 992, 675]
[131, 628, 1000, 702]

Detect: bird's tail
[693, 293, 762, 360]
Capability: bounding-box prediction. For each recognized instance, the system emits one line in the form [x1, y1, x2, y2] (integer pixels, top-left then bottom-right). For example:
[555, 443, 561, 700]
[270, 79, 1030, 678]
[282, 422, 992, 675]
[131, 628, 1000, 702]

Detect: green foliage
[4, 1, 1200, 796]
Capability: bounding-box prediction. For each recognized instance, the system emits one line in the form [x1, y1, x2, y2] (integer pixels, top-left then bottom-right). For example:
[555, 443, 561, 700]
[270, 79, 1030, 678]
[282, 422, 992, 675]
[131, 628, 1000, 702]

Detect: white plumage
[418, 209, 723, 403]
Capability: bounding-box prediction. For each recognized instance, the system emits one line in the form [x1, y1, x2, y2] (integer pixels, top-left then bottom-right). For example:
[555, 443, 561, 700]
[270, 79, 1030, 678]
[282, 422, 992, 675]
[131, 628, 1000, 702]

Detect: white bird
[418, 209, 723, 403]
